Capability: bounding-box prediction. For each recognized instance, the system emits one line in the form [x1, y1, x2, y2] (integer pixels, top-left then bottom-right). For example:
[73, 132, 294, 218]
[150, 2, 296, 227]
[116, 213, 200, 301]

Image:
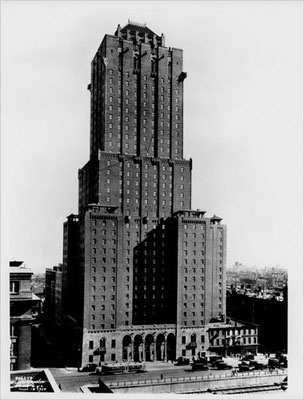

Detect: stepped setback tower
[61, 22, 227, 366]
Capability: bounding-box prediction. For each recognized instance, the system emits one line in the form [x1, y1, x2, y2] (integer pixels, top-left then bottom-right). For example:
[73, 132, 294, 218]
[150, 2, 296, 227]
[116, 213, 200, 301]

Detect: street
[50, 364, 247, 393]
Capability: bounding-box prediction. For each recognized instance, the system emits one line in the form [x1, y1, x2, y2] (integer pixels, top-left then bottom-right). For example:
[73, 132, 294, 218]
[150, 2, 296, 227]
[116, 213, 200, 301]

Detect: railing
[108, 369, 286, 388]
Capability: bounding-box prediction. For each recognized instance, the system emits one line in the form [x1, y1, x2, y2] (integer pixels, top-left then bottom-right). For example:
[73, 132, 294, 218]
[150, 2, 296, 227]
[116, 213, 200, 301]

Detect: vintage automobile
[250, 361, 266, 370]
[212, 360, 232, 370]
[241, 354, 255, 361]
[268, 357, 281, 369]
[191, 358, 209, 371]
[175, 357, 190, 366]
[78, 363, 98, 372]
[238, 362, 255, 372]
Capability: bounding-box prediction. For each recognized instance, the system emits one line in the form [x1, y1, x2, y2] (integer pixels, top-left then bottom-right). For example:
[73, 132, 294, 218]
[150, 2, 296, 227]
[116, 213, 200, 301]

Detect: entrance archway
[156, 334, 165, 361]
[167, 333, 176, 361]
[122, 335, 132, 362]
[133, 335, 143, 362]
[145, 334, 154, 362]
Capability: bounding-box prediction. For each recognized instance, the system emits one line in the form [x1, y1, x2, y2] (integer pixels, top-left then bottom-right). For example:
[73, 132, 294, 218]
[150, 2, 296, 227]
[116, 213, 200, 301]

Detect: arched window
[191, 333, 196, 343]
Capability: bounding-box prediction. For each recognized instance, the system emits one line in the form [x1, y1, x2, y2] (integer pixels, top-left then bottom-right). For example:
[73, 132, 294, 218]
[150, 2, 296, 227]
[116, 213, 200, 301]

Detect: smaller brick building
[205, 319, 259, 357]
[10, 261, 40, 370]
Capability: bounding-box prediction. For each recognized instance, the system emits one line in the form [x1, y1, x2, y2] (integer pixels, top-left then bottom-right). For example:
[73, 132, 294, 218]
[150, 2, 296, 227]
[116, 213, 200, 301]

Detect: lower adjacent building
[206, 318, 258, 357]
[10, 261, 41, 370]
[44, 265, 63, 327]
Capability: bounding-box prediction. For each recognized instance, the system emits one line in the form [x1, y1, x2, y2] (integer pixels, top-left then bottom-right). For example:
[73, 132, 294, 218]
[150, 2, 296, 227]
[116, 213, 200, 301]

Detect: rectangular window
[111, 339, 116, 348]
[10, 281, 19, 294]
[182, 336, 186, 344]
[89, 340, 94, 349]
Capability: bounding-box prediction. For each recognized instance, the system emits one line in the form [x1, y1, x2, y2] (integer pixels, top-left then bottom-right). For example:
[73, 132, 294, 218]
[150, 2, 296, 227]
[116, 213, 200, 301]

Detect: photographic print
[1, 1, 303, 398]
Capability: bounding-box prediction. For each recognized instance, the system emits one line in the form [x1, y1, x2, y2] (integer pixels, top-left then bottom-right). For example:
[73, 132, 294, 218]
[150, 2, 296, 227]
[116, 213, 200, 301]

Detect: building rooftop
[10, 261, 24, 267]
[121, 21, 157, 37]
[210, 215, 223, 222]
[10, 261, 32, 274]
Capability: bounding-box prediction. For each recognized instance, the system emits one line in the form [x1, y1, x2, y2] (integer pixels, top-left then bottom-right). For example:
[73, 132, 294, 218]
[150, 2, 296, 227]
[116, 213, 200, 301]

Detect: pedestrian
[160, 374, 163, 380]
[58, 384, 62, 391]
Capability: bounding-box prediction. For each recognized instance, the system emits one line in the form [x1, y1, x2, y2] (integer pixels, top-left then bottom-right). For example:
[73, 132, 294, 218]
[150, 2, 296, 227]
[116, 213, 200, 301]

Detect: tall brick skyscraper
[61, 22, 227, 366]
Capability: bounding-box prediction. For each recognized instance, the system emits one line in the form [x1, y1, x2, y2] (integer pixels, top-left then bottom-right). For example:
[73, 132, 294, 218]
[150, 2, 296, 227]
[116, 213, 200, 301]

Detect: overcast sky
[1, 1, 302, 276]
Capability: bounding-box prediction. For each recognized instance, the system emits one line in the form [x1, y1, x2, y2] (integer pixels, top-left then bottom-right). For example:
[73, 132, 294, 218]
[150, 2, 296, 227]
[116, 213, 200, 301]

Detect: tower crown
[115, 21, 165, 46]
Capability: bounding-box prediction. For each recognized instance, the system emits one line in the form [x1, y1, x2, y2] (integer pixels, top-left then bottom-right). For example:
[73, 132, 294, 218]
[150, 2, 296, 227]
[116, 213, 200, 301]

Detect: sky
[1, 1, 302, 276]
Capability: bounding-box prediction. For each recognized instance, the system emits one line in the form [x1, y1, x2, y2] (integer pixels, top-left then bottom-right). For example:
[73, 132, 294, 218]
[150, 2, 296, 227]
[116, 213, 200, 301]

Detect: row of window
[183, 294, 204, 300]
[183, 311, 204, 318]
[184, 250, 205, 256]
[184, 267, 204, 274]
[183, 285, 206, 292]
[92, 238, 116, 245]
[184, 224, 205, 230]
[184, 276, 204, 283]
[117, 172, 174, 180]
[184, 233, 205, 238]
[134, 284, 166, 291]
[108, 136, 181, 149]
[91, 324, 115, 330]
[91, 294, 117, 302]
[182, 321, 204, 326]
[104, 161, 185, 174]
[92, 229, 116, 235]
[125, 198, 176, 206]
[92, 220, 116, 227]
[183, 259, 205, 265]
[183, 302, 204, 309]
[104, 189, 175, 198]
[92, 257, 116, 264]
[212, 337, 257, 346]
[91, 277, 116, 283]
[91, 313, 116, 320]
[133, 293, 163, 301]
[121, 186, 174, 194]
[92, 247, 116, 254]
[91, 304, 119, 311]
[88, 338, 112, 349]
[108, 93, 181, 106]
[181, 335, 204, 344]
[110, 70, 172, 83]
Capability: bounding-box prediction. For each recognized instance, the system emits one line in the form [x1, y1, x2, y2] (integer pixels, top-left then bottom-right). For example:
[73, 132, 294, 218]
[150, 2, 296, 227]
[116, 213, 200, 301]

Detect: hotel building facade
[60, 22, 235, 366]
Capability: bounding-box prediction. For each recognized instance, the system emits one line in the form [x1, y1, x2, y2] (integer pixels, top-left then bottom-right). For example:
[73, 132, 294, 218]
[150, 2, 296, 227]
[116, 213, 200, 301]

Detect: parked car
[250, 361, 265, 370]
[268, 358, 280, 369]
[213, 361, 232, 370]
[192, 360, 209, 371]
[78, 363, 98, 372]
[241, 354, 255, 361]
[238, 363, 254, 372]
[175, 357, 190, 366]
[207, 355, 223, 364]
